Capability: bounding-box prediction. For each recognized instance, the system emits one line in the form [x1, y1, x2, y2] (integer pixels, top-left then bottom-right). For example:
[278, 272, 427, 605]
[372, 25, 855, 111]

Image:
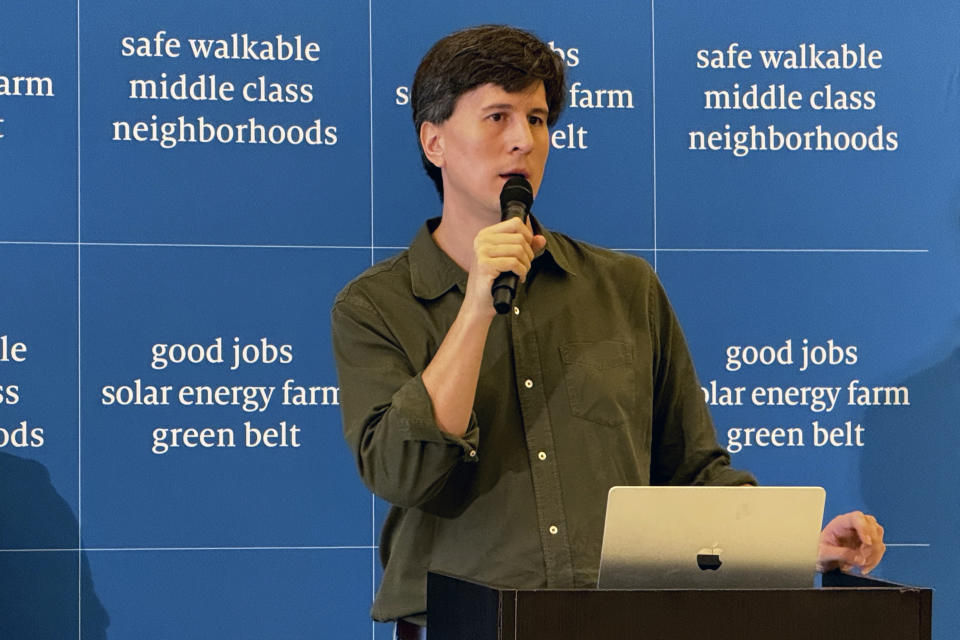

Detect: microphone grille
[500, 175, 533, 210]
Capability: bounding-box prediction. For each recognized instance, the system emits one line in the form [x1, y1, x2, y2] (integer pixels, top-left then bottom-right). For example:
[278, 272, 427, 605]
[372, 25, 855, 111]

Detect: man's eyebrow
[481, 103, 549, 115]
[481, 102, 518, 111]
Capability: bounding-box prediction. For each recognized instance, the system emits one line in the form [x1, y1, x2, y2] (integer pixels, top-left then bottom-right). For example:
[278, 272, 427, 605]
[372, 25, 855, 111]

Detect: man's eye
[529, 116, 544, 126]
[489, 113, 503, 122]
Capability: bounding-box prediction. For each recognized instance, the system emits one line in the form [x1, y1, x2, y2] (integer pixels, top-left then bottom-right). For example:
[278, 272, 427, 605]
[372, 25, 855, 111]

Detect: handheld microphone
[491, 175, 534, 314]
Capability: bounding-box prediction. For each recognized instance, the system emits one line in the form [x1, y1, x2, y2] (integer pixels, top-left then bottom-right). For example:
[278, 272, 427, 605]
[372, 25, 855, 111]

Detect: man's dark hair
[412, 25, 567, 199]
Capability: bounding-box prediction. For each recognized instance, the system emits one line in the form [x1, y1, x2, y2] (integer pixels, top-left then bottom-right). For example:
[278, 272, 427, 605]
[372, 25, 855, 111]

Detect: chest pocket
[559, 341, 636, 427]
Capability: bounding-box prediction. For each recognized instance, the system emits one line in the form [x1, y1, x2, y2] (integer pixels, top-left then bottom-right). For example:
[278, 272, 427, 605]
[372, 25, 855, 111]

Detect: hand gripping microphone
[491, 175, 534, 314]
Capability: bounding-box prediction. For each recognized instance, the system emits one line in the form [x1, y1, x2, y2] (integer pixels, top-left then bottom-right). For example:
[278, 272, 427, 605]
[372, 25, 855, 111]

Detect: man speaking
[331, 25, 884, 638]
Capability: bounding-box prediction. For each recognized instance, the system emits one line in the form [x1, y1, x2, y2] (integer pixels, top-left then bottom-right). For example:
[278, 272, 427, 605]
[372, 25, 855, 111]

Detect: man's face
[424, 82, 551, 220]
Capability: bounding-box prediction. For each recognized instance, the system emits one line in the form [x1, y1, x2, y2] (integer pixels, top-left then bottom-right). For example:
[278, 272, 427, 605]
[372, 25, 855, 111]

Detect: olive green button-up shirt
[331, 218, 755, 623]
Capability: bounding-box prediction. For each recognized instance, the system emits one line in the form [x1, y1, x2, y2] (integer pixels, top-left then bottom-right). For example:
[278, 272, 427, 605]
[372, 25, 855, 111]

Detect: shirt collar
[409, 215, 577, 301]
[409, 218, 466, 300]
[532, 217, 577, 277]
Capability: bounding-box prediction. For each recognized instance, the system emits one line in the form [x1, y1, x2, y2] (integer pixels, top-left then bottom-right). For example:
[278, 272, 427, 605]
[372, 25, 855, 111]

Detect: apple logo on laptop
[696, 546, 723, 571]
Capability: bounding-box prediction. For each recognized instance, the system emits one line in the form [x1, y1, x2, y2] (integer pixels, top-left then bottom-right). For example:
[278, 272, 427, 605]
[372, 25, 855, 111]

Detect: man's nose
[508, 118, 535, 153]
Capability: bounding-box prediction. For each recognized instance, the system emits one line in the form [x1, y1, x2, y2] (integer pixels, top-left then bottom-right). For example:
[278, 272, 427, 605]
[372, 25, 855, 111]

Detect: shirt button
[468, 450, 477, 458]
[513, 306, 520, 316]
[549, 525, 559, 535]
[524, 379, 534, 389]
[537, 451, 547, 461]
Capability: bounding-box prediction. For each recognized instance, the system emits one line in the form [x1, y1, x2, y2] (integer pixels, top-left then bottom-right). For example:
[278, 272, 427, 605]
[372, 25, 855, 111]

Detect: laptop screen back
[598, 486, 825, 589]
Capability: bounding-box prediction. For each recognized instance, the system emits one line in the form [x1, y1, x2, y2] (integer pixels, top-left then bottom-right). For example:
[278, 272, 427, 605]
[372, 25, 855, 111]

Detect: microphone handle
[491, 202, 528, 314]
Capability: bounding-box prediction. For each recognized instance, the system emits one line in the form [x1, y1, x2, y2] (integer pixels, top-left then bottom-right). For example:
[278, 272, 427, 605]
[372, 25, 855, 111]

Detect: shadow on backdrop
[860, 346, 960, 640]
[0, 451, 110, 639]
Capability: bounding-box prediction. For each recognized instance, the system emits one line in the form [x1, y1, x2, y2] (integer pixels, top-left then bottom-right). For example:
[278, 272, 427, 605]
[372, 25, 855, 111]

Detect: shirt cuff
[391, 372, 481, 462]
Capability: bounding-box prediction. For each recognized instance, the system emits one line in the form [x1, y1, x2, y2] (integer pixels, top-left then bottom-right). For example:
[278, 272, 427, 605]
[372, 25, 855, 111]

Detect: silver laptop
[597, 486, 825, 589]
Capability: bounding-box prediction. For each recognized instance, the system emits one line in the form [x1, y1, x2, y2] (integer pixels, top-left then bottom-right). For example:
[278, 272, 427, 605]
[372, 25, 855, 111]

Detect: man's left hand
[817, 511, 885, 574]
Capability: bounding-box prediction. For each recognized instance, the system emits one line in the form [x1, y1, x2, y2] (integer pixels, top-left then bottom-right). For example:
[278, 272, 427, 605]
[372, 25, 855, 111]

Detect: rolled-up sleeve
[331, 296, 479, 508]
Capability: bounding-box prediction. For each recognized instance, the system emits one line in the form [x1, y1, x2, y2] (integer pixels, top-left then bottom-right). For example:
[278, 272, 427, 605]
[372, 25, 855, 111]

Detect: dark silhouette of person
[861, 346, 960, 640]
[0, 451, 110, 639]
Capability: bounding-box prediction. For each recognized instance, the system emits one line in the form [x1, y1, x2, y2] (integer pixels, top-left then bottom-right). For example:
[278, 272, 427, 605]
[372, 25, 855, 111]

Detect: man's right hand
[463, 216, 546, 317]
[421, 217, 545, 437]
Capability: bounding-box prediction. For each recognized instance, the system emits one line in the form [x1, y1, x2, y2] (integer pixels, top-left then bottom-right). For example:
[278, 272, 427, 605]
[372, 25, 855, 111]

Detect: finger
[854, 512, 874, 545]
[829, 511, 871, 545]
[820, 543, 861, 566]
[484, 255, 532, 281]
[479, 243, 535, 272]
[861, 539, 886, 574]
[491, 216, 534, 242]
[480, 234, 536, 257]
[477, 226, 536, 251]
[477, 238, 536, 270]
[531, 234, 547, 253]
[818, 542, 855, 572]
[825, 539, 885, 574]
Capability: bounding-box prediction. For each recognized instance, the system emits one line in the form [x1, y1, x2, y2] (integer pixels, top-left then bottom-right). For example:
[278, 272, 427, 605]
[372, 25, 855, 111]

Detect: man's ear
[419, 121, 444, 169]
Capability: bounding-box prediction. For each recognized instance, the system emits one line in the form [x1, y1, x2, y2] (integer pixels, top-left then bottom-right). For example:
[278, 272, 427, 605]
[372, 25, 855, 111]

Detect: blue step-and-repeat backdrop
[2, 1, 958, 638]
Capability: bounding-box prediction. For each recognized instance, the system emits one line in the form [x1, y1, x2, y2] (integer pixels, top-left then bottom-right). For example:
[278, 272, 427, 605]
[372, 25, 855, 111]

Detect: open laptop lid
[597, 486, 825, 589]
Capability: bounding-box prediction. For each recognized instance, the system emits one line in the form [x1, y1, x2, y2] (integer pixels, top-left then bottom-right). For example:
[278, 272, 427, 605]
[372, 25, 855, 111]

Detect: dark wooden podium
[427, 571, 931, 639]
